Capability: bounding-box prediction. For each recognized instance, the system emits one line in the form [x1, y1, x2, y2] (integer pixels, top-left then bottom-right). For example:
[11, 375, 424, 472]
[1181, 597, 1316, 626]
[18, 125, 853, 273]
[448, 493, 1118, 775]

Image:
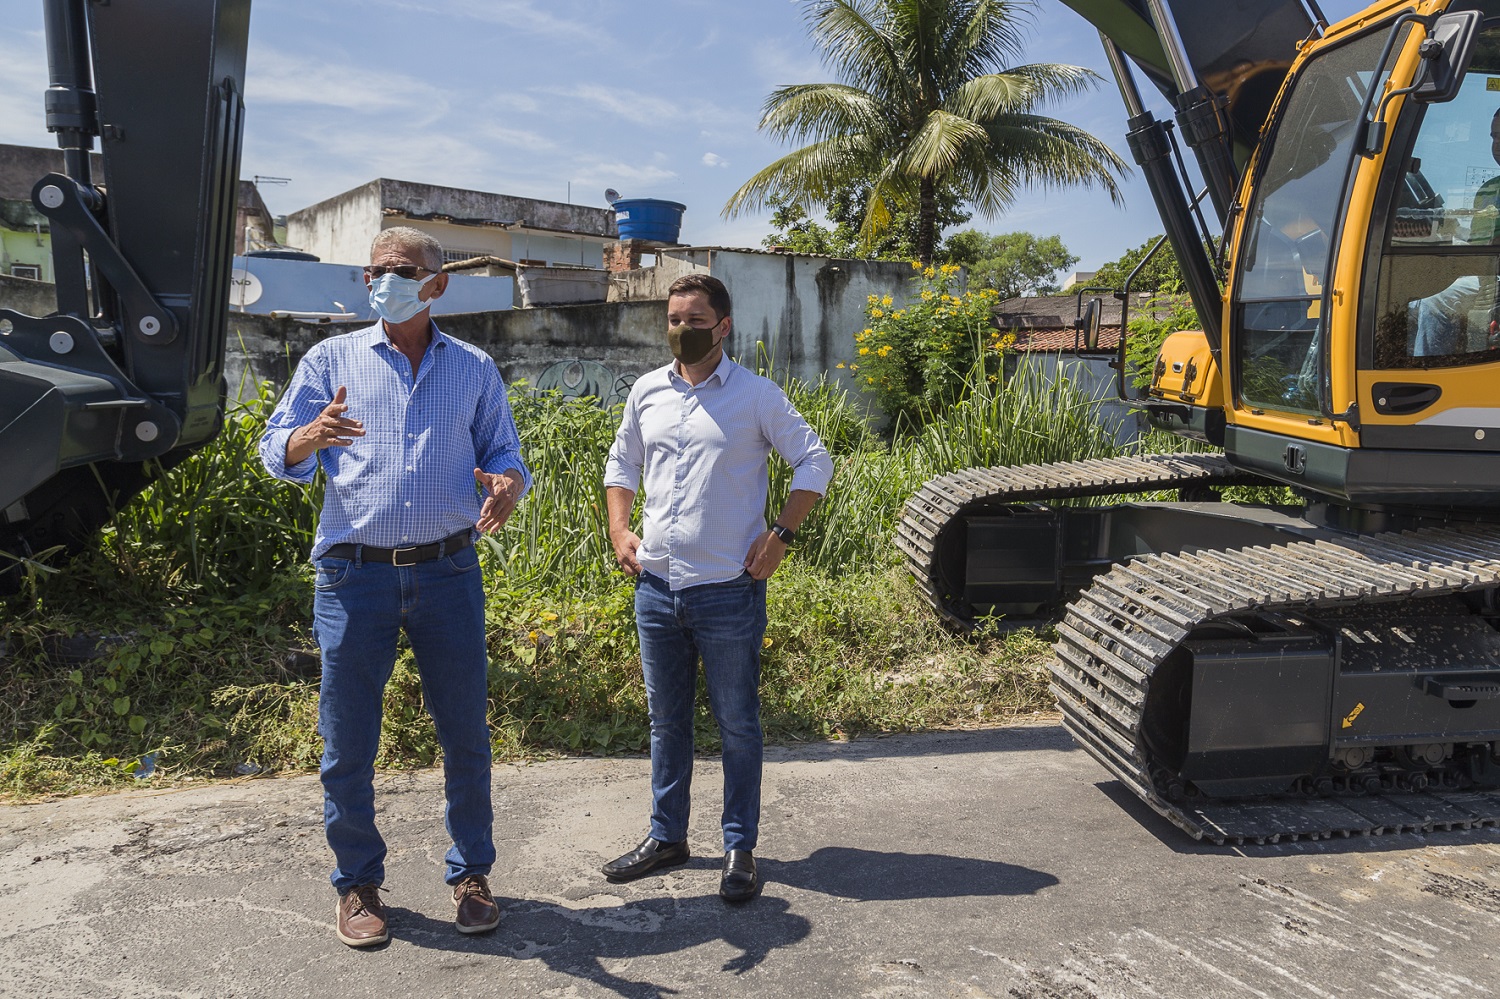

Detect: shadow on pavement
[383, 894, 812, 999]
[766, 845, 1058, 900]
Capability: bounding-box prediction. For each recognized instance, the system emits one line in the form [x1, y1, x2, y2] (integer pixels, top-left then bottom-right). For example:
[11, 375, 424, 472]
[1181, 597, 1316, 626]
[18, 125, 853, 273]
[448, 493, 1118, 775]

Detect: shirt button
[402, 535, 409, 541]
[406, 466, 413, 472]
[407, 433, 415, 439]
[405, 501, 411, 507]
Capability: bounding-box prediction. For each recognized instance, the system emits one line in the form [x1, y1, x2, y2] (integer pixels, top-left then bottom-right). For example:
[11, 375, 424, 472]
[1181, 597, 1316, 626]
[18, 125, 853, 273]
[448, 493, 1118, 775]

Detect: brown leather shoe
[453, 875, 500, 934]
[335, 884, 388, 947]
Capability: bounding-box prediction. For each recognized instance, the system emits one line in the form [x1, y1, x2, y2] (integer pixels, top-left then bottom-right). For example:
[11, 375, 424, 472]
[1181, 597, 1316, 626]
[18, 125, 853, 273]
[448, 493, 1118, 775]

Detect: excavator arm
[0, 0, 249, 584]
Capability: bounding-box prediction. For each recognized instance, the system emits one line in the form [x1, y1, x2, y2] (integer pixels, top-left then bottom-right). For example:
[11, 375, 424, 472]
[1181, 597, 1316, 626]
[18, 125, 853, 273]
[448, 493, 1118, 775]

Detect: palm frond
[722, 135, 883, 218]
[897, 109, 991, 177]
[760, 83, 888, 145]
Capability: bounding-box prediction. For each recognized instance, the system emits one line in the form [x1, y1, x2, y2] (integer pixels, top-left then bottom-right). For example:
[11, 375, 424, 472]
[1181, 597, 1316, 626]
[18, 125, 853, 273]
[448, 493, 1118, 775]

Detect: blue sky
[0, 0, 1369, 270]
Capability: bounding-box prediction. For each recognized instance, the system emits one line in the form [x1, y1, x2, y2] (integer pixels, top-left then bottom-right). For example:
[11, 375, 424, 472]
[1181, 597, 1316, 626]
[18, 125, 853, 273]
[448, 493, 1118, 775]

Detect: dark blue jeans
[312, 544, 493, 891]
[634, 570, 768, 853]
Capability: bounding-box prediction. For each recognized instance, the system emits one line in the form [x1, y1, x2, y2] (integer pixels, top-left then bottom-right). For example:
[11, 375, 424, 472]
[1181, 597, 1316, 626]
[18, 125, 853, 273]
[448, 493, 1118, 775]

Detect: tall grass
[1, 351, 1169, 797]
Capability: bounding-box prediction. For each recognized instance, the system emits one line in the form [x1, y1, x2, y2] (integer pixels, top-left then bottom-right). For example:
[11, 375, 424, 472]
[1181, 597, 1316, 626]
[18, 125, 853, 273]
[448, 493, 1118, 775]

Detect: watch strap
[770, 523, 796, 545]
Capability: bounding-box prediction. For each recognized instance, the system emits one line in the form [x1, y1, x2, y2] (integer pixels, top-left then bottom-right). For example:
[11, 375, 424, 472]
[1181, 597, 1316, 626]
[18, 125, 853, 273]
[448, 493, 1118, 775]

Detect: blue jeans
[312, 544, 493, 892]
[634, 569, 768, 853]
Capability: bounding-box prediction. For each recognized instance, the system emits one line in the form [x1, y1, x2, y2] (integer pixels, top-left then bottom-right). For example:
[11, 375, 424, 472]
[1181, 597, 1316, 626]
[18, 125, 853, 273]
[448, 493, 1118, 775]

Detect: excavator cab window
[1235, 27, 1403, 415]
[1373, 12, 1500, 369]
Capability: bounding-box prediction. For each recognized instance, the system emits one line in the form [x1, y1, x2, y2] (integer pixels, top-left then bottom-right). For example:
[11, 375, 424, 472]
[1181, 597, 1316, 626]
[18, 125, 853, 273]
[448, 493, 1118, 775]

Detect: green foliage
[107, 381, 323, 595]
[725, 0, 1125, 264]
[850, 262, 1006, 425]
[0, 355, 1177, 799]
[762, 182, 971, 260]
[1092, 235, 1187, 292]
[943, 230, 1078, 297]
[1123, 294, 1202, 391]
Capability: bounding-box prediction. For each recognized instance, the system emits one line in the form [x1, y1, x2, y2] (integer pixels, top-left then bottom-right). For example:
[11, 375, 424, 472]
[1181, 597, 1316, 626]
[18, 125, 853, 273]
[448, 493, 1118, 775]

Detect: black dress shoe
[601, 836, 690, 882]
[719, 850, 759, 902]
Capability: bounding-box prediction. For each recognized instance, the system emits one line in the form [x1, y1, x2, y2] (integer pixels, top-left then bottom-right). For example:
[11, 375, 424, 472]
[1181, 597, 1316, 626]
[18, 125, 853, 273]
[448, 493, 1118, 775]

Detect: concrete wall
[283, 181, 383, 266]
[226, 302, 669, 409]
[610, 247, 915, 393]
[0, 272, 56, 316]
[1006, 352, 1145, 447]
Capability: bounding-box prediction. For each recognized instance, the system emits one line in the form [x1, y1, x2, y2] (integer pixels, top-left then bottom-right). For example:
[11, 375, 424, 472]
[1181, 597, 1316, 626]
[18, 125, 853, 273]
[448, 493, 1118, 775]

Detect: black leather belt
[323, 530, 473, 566]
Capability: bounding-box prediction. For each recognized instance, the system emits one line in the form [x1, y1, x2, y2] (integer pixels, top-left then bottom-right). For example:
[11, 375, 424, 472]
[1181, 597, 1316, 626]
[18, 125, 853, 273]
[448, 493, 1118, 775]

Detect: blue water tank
[613, 198, 686, 243]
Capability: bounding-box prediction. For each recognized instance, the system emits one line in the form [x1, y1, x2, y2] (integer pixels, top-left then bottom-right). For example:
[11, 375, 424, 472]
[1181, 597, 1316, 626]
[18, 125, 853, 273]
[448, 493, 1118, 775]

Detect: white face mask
[368, 271, 437, 324]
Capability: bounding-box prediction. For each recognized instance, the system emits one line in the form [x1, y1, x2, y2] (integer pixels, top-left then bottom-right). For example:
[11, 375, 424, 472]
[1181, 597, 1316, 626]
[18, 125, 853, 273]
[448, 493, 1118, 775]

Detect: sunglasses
[363, 265, 432, 280]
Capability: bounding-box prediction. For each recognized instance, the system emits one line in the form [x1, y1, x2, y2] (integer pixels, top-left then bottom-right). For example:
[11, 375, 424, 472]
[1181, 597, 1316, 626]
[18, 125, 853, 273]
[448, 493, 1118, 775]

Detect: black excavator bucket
[0, 0, 249, 580]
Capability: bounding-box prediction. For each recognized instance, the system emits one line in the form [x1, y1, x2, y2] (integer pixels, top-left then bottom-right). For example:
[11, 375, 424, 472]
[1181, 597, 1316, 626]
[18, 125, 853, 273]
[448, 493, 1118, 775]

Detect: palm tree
[724, 0, 1127, 266]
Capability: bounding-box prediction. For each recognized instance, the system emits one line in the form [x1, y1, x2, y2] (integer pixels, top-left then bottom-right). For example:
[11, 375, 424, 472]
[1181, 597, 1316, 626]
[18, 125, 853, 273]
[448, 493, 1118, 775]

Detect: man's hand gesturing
[475, 468, 524, 533]
[285, 385, 363, 467]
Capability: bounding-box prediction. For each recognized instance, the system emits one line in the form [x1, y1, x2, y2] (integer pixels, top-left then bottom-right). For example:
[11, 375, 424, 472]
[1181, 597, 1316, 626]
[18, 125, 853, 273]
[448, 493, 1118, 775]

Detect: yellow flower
[881, 295, 893, 308]
[850, 364, 859, 371]
[866, 376, 875, 384]
[941, 264, 960, 276]
[763, 637, 773, 649]
[877, 345, 893, 357]
[836, 362, 846, 369]
[867, 294, 878, 304]
[920, 290, 934, 301]
[910, 260, 923, 270]
[527, 630, 539, 643]
[923, 266, 936, 278]
[870, 308, 884, 318]
[540, 611, 559, 622]
[859, 346, 870, 355]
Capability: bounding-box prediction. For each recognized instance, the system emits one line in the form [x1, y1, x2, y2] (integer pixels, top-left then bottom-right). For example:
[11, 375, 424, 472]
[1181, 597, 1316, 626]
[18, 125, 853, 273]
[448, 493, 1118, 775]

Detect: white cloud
[245, 49, 449, 119]
[372, 0, 600, 45]
[0, 30, 50, 147]
[702, 152, 728, 168]
[536, 83, 733, 128]
[749, 37, 826, 89]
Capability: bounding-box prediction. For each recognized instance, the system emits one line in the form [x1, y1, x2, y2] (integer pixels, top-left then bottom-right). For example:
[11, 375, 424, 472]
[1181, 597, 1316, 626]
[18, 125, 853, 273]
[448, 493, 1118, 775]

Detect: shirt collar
[364, 319, 447, 352]
[669, 351, 737, 390]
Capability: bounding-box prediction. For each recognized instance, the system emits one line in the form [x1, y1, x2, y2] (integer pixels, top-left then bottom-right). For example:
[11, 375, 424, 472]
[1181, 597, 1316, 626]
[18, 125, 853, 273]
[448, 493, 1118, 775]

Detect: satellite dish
[604, 188, 620, 204]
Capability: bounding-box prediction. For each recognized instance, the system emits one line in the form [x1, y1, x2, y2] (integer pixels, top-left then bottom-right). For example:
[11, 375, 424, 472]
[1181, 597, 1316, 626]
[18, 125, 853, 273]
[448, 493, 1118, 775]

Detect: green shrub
[851, 263, 1008, 425]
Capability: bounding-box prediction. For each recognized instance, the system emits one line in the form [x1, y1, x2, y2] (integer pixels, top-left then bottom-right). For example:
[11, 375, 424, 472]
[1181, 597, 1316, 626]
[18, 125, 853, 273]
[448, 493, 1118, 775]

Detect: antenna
[253, 175, 291, 186]
[605, 188, 620, 204]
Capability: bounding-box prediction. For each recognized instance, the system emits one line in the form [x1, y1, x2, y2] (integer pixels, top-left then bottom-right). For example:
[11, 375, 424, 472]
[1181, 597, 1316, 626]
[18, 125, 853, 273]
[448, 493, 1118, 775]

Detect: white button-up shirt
[604, 354, 833, 590]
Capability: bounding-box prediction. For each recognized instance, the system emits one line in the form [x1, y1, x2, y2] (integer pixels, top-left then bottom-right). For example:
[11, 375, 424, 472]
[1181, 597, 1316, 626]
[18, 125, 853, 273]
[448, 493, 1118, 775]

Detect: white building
[285, 178, 617, 270]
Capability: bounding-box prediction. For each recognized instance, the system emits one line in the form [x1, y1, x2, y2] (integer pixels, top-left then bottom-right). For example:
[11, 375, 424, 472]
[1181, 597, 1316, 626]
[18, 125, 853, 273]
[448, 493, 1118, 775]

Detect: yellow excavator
[901, 0, 1500, 842]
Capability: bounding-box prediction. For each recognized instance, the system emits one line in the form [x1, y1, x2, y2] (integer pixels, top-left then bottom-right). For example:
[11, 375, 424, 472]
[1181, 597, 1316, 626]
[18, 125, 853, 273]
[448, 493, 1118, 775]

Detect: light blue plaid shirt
[604, 354, 833, 590]
[259, 321, 530, 559]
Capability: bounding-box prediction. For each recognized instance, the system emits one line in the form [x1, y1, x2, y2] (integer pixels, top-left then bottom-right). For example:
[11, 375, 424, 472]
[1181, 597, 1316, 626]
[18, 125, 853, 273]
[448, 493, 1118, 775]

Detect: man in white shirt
[601, 273, 833, 901]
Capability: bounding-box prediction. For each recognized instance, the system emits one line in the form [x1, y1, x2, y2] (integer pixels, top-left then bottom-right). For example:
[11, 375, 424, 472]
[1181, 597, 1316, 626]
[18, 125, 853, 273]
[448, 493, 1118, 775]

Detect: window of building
[442, 248, 485, 264]
[10, 264, 40, 280]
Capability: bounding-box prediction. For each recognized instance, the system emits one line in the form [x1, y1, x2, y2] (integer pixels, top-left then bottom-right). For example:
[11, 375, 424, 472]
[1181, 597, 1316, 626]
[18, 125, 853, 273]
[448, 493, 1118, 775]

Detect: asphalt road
[3, 724, 1498, 998]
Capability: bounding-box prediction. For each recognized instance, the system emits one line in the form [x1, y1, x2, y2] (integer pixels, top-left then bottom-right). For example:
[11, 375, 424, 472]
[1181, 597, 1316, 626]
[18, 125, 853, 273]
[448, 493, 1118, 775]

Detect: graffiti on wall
[534, 358, 636, 408]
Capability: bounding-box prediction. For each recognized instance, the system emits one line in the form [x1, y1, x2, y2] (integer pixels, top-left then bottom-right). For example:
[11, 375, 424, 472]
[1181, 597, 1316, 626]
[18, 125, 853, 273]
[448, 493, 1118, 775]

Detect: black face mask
[668, 317, 721, 365]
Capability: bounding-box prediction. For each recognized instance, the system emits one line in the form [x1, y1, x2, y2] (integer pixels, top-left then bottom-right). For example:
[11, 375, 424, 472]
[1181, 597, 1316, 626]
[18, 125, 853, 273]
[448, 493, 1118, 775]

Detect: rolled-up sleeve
[603, 391, 643, 492]
[472, 360, 532, 499]
[759, 386, 833, 495]
[258, 348, 329, 485]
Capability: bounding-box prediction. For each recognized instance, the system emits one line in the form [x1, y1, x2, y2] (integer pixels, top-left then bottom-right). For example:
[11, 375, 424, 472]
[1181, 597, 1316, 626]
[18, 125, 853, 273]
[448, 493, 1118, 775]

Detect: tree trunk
[918, 176, 936, 267]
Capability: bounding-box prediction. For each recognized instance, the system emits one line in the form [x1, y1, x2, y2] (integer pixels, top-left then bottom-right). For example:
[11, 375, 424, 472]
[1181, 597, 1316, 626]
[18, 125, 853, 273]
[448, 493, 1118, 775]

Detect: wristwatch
[770, 523, 796, 545]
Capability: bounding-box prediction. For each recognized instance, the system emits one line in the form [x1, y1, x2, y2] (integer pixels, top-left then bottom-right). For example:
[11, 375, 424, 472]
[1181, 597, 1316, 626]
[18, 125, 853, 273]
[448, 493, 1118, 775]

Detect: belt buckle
[392, 545, 421, 567]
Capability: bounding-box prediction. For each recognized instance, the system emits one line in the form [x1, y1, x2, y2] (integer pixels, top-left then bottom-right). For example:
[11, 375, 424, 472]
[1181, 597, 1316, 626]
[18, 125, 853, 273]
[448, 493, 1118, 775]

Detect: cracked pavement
[3, 725, 1499, 997]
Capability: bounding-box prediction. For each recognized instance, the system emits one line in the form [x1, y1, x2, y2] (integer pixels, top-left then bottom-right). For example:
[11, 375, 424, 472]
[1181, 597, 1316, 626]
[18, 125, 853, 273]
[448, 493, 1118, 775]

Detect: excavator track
[1053, 524, 1500, 844]
[898, 453, 1266, 627]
